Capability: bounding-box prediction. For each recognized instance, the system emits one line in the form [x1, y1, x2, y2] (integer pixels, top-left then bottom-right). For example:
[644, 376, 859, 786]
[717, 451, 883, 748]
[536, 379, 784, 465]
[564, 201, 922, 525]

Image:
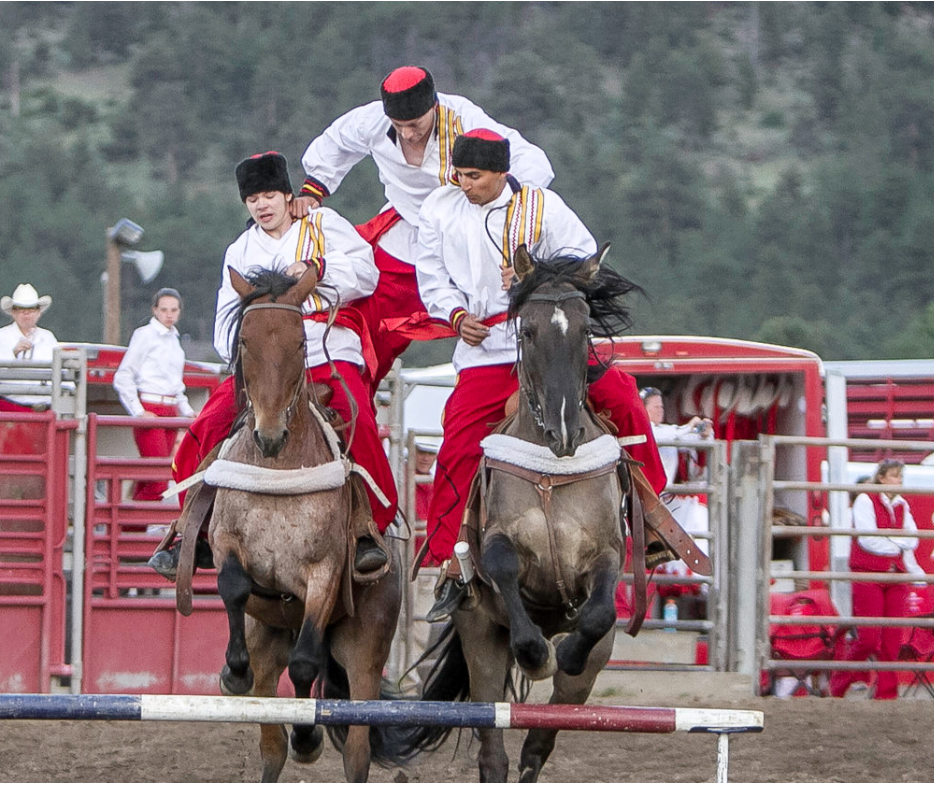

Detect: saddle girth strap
[628, 463, 713, 577]
[483, 456, 620, 614]
[622, 450, 647, 636]
[175, 482, 218, 617]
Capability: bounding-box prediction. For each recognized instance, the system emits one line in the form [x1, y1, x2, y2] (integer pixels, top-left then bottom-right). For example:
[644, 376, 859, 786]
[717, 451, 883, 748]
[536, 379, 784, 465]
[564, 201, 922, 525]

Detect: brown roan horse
[403, 244, 641, 782]
[211, 267, 402, 782]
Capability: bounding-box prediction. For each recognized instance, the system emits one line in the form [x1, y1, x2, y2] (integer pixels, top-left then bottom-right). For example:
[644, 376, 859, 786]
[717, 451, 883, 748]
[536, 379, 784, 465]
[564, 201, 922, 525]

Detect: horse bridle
[239, 301, 307, 421]
[517, 289, 588, 429]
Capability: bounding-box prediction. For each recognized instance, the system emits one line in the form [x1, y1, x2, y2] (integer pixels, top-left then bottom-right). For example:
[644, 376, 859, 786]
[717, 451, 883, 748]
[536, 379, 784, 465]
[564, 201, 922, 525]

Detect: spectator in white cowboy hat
[0, 283, 59, 411]
[113, 287, 197, 503]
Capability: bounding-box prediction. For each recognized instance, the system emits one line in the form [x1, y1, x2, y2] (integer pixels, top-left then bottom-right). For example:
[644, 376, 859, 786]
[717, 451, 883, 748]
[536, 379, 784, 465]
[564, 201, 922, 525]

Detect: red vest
[849, 493, 907, 573]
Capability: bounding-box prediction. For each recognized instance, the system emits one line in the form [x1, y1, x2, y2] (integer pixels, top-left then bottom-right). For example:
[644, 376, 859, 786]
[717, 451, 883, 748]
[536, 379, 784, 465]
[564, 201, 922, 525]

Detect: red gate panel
[0, 412, 70, 692]
[82, 414, 228, 694]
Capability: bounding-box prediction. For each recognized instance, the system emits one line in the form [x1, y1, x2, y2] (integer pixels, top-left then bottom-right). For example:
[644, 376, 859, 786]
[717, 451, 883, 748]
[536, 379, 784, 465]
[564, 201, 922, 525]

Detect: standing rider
[415, 129, 667, 620]
[291, 66, 555, 392]
[149, 151, 396, 579]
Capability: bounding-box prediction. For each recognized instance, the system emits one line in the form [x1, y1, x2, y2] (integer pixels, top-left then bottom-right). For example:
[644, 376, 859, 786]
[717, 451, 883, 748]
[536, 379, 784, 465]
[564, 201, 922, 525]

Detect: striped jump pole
[0, 695, 763, 783]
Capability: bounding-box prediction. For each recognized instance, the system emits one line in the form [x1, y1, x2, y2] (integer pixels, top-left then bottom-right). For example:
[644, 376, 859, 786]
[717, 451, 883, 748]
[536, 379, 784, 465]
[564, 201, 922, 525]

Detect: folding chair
[898, 587, 934, 699]
[769, 589, 846, 697]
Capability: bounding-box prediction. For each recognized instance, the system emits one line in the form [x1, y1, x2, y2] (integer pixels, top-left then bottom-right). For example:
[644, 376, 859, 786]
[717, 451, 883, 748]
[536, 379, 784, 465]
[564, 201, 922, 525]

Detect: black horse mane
[226, 268, 300, 412]
[507, 249, 643, 382]
[507, 249, 642, 338]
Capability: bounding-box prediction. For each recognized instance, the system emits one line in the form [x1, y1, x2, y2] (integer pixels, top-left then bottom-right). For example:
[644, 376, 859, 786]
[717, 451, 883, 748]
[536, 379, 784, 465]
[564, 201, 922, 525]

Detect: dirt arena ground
[1, 671, 931, 784]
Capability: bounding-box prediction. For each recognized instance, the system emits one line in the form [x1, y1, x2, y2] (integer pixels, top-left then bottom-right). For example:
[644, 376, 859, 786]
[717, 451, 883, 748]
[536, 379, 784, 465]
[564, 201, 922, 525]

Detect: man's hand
[501, 266, 516, 291]
[458, 314, 490, 347]
[285, 260, 311, 277]
[289, 195, 321, 220]
[13, 337, 33, 357]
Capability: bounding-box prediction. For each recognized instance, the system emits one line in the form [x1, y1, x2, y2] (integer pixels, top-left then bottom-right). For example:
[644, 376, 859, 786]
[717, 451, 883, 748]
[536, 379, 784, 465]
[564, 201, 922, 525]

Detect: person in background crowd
[0, 283, 59, 412]
[114, 288, 196, 502]
[292, 65, 555, 393]
[415, 129, 666, 621]
[830, 458, 927, 699]
[639, 386, 715, 619]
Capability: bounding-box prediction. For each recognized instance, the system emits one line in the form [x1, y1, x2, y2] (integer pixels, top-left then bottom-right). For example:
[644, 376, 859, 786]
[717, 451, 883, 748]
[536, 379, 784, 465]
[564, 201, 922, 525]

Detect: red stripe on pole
[510, 704, 677, 733]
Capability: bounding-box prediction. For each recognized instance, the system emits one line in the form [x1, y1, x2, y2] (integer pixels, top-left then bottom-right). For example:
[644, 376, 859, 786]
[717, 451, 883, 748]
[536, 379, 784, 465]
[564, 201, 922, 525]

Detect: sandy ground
[1, 671, 931, 784]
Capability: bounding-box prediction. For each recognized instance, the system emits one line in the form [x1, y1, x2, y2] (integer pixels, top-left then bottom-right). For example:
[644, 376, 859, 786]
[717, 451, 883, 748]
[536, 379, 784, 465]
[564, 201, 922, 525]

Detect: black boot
[354, 535, 389, 574]
[425, 578, 466, 623]
[148, 536, 214, 581]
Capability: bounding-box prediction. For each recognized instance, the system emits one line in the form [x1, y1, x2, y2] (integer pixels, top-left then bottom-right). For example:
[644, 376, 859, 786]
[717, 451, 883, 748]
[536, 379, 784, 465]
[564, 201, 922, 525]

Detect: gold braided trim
[501, 186, 544, 269]
[437, 104, 464, 185]
[295, 215, 326, 310]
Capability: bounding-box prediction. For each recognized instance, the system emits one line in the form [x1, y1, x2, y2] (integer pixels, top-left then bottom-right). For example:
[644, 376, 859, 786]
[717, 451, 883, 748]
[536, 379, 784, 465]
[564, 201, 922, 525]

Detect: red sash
[303, 306, 379, 382]
[381, 310, 510, 342]
[355, 207, 403, 248]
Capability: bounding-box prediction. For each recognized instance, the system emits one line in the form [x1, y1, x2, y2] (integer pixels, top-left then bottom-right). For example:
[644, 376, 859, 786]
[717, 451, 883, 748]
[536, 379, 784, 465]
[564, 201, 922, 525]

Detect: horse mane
[225, 268, 300, 412]
[507, 249, 642, 338]
[507, 249, 644, 383]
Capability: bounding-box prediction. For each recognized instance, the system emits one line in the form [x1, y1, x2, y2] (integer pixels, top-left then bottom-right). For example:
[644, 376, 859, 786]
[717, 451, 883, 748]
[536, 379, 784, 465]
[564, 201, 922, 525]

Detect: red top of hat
[462, 128, 505, 142]
[250, 150, 282, 159]
[382, 66, 428, 93]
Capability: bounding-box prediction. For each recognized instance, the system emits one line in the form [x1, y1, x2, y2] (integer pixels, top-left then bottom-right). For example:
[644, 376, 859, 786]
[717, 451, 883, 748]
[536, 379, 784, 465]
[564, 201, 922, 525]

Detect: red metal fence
[0, 410, 227, 694]
[0, 412, 72, 692]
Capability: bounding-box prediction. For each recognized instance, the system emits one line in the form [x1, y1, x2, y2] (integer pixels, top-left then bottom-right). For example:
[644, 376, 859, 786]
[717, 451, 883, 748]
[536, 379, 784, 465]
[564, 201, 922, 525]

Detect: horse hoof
[219, 665, 254, 697]
[289, 725, 325, 764]
[519, 638, 556, 681]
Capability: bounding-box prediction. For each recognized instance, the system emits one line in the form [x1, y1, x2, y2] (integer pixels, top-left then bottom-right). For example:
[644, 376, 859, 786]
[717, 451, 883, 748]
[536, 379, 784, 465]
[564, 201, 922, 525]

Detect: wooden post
[104, 237, 121, 345]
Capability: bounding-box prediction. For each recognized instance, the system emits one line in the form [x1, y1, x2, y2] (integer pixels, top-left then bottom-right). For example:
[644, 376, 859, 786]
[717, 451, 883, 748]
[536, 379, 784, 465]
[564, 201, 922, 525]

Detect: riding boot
[148, 478, 217, 581]
[349, 474, 390, 584]
[425, 557, 468, 623]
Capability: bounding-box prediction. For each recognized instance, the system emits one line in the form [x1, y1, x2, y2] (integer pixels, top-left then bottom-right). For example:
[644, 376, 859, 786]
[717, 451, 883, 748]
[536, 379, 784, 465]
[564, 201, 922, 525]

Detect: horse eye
[520, 327, 534, 340]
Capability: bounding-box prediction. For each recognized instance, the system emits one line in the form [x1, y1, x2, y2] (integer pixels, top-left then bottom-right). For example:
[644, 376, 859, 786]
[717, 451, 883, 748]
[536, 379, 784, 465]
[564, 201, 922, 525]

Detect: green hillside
[2, 2, 934, 363]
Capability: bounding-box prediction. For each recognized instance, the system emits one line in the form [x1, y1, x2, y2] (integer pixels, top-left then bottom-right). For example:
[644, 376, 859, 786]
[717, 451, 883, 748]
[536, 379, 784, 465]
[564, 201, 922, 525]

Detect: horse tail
[319, 647, 410, 768]
[387, 622, 472, 761]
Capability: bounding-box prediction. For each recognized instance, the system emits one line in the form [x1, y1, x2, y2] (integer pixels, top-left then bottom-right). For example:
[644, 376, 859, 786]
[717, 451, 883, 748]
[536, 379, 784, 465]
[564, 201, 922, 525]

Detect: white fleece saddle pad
[480, 433, 621, 476]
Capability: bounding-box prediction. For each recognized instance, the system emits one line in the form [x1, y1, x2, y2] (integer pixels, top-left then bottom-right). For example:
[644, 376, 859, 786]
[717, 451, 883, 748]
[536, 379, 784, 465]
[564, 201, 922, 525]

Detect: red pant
[173, 363, 397, 531]
[132, 401, 180, 501]
[423, 364, 666, 565]
[830, 579, 910, 699]
[356, 246, 453, 394]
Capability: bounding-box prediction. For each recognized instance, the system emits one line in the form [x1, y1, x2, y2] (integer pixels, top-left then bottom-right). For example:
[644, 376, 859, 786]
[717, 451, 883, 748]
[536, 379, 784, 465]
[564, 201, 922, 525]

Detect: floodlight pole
[104, 234, 123, 345]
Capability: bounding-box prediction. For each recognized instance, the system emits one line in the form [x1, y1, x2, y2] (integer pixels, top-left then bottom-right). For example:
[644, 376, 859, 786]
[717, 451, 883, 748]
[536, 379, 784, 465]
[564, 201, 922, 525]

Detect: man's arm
[534, 190, 598, 259]
[290, 209, 379, 308]
[213, 248, 242, 365]
[415, 192, 471, 333]
[299, 102, 381, 202]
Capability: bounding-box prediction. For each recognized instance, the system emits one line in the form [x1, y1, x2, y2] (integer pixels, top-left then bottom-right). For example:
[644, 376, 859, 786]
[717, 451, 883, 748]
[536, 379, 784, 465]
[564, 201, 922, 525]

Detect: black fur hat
[235, 151, 293, 201]
[452, 129, 510, 173]
[380, 66, 437, 121]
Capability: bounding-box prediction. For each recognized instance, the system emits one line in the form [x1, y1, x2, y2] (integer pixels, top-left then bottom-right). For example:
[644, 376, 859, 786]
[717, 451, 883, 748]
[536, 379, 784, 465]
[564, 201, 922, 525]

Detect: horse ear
[581, 242, 611, 282]
[291, 264, 319, 305]
[513, 244, 534, 282]
[229, 267, 252, 298]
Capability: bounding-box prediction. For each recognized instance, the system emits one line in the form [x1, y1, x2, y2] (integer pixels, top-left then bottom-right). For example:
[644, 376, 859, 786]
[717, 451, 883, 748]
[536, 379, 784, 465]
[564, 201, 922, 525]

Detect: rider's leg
[307, 361, 398, 575]
[148, 379, 239, 578]
[424, 364, 517, 621]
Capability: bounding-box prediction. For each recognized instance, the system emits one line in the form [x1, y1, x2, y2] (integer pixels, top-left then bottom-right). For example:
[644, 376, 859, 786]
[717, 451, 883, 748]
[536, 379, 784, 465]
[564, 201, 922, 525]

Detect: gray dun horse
[399, 244, 643, 782]
[210, 267, 403, 782]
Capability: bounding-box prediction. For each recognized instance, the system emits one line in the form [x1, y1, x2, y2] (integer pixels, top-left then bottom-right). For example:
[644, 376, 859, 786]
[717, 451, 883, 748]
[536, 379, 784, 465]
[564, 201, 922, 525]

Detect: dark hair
[873, 458, 904, 484]
[152, 287, 182, 308]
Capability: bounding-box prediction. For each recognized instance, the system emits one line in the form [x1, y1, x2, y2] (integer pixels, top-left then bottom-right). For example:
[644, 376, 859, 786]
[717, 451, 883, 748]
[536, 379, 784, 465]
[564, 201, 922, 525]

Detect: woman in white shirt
[830, 458, 925, 699]
[114, 288, 195, 501]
